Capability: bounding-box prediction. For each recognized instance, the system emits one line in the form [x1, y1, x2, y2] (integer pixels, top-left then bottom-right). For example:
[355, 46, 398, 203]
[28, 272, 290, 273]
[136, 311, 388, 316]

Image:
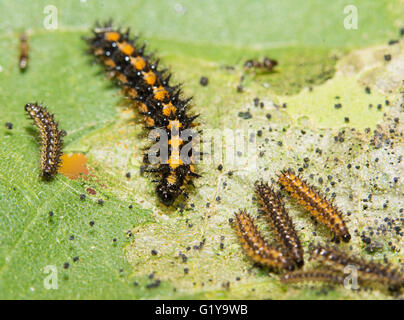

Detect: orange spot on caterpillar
[130, 56, 146, 70]
[137, 102, 148, 113]
[25, 103, 65, 179]
[162, 102, 177, 117]
[117, 41, 134, 56]
[166, 173, 177, 185]
[232, 210, 294, 271]
[144, 116, 155, 127]
[142, 70, 157, 85]
[58, 153, 89, 180]
[255, 181, 304, 268]
[153, 86, 169, 101]
[278, 170, 351, 242]
[103, 58, 116, 68]
[115, 72, 128, 84]
[168, 153, 183, 169]
[168, 136, 183, 150]
[167, 120, 182, 130]
[104, 31, 120, 42]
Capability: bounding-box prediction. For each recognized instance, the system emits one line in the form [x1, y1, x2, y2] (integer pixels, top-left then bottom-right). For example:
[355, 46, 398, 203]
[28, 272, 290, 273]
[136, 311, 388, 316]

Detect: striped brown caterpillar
[233, 210, 294, 271]
[255, 181, 304, 268]
[87, 22, 200, 206]
[310, 244, 404, 291]
[281, 269, 345, 285]
[278, 170, 351, 242]
[25, 103, 65, 179]
[19, 33, 29, 71]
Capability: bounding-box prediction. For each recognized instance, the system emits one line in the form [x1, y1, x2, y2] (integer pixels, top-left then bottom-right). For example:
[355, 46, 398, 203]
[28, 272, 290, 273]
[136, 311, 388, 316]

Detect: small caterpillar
[281, 269, 345, 285]
[255, 181, 304, 268]
[233, 210, 294, 271]
[244, 57, 278, 72]
[19, 33, 29, 71]
[311, 245, 404, 290]
[278, 170, 351, 242]
[25, 103, 66, 179]
[87, 22, 200, 206]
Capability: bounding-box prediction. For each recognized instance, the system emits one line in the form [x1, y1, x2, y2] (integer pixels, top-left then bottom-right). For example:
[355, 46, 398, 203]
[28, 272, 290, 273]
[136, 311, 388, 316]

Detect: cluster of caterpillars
[87, 22, 200, 205]
[232, 170, 403, 291]
[233, 170, 351, 270]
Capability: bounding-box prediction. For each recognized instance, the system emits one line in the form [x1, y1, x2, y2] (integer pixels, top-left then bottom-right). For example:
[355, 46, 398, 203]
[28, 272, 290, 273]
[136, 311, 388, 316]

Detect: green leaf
[0, 0, 403, 299]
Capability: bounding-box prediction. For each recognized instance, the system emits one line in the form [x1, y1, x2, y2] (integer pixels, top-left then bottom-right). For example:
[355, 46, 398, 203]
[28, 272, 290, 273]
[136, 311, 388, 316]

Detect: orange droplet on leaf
[58, 153, 89, 180]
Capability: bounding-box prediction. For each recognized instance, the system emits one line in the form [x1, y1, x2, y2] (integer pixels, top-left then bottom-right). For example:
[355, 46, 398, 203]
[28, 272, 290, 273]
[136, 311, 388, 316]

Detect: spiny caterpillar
[255, 181, 304, 268]
[25, 103, 66, 179]
[311, 245, 404, 291]
[19, 33, 29, 71]
[281, 269, 345, 285]
[278, 170, 351, 242]
[233, 210, 294, 271]
[87, 22, 200, 205]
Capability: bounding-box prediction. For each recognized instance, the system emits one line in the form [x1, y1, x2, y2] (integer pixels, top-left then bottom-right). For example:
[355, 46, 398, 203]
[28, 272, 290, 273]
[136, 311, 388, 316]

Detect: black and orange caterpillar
[25, 103, 65, 179]
[311, 244, 404, 291]
[233, 210, 295, 271]
[278, 170, 351, 242]
[87, 22, 200, 205]
[255, 181, 304, 268]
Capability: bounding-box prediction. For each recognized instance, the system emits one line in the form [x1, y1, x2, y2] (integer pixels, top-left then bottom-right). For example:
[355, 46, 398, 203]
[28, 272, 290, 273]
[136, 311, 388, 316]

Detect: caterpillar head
[156, 181, 181, 206]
